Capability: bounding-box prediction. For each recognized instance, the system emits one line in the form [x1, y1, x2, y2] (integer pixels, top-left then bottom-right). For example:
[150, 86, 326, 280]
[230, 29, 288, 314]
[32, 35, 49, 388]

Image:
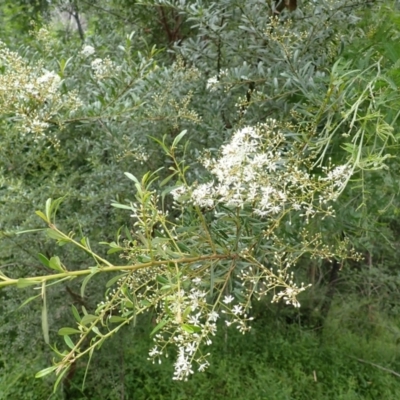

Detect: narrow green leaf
[172, 130, 187, 148]
[150, 319, 168, 336]
[16, 228, 44, 235]
[83, 347, 94, 388]
[107, 247, 123, 255]
[109, 316, 127, 323]
[106, 274, 126, 288]
[49, 197, 65, 220]
[92, 327, 103, 336]
[149, 135, 170, 154]
[156, 275, 169, 285]
[58, 327, 81, 336]
[38, 253, 50, 268]
[53, 367, 69, 393]
[140, 299, 151, 307]
[183, 306, 192, 319]
[111, 203, 132, 210]
[124, 226, 133, 241]
[46, 229, 65, 241]
[160, 172, 178, 187]
[17, 278, 41, 288]
[124, 172, 139, 184]
[80, 314, 97, 326]
[63, 335, 75, 350]
[80, 270, 97, 298]
[121, 285, 136, 306]
[42, 284, 49, 344]
[35, 365, 57, 378]
[71, 305, 81, 322]
[81, 236, 91, 250]
[181, 324, 201, 333]
[45, 198, 52, 220]
[18, 294, 41, 309]
[35, 210, 48, 222]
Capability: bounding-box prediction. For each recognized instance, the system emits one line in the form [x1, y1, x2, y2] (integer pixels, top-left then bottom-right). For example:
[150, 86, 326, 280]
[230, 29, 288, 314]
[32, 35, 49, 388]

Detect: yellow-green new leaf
[35, 365, 57, 378]
[58, 327, 81, 335]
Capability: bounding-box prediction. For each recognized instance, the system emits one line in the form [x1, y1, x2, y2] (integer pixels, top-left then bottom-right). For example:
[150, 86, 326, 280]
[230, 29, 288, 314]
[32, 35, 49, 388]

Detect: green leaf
[35, 210, 48, 222]
[124, 226, 133, 241]
[58, 327, 81, 335]
[111, 203, 132, 210]
[149, 135, 170, 154]
[106, 274, 126, 288]
[80, 270, 98, 298]
[17, 278, 41, 288]
[71, 305, 81, 322]
[45, 198, 52, 220]
[80, 314, 97, 326]
[140, 299, 151, 307]
[15, 228, 44, 235]
[92, 326, 103, 336]
[172, 130, 187, 148]
[124, 172, 139, 184]
[183, 306, 192, 319]
[150, 318, 168, 336]
[46, 229, 65, 241]
[18, 294, 41, 309]
[160, 172, 178, 187]
[37, 253, 50, 268]
[63, 335, 75, 350]
[49, 256, 64, 272]
[342, 142, 356, 154]
[181, 324, 202, 334]
[107, 247, 123, 255]
[53, 367, 69, 393]
[42, 286, 49, 344]
[109, 316, 127, 323]
[35, 365, 57, 378]
[156, 275, 169, 285]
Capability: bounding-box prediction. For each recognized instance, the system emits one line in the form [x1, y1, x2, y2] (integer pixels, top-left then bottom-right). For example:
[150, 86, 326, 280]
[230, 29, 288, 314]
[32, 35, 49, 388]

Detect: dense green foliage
[1, 0, 400, 398]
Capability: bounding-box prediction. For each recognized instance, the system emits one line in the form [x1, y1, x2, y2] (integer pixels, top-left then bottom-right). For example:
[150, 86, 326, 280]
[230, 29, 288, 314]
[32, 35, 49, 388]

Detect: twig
[349, 356, 400, 378]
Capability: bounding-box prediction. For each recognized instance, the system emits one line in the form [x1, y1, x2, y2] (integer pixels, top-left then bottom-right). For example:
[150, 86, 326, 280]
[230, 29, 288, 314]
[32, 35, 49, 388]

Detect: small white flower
[206, 75, 218, 91]
[207, 311, 219, 322]
[187, 313, 201, 326]
[198, 362, 209, 372]
[192, 277, 202, 285]
[232, 305, 243, 315]
[185, 342, 197, 355]
[223, 295, 234, 304]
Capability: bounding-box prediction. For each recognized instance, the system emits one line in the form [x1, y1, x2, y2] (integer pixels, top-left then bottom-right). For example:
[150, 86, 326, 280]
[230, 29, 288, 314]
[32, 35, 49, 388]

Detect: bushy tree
[1, 0, 400, 396]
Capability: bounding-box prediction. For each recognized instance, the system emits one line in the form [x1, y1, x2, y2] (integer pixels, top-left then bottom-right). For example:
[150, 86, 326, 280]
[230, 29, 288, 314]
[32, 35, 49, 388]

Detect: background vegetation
[1, 0, 400, 398]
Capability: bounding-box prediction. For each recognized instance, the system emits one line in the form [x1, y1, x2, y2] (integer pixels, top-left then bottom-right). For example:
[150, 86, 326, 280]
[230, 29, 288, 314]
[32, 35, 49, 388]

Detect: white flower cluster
[81, 45, 95, 57]
[148, 278, 218, 380]
[0, 41, 81, 136]
[206, 69, 227, 91]
[174, 120, 351, 220]
[144, 276, 254, 380]
[91, 57, 120, 80]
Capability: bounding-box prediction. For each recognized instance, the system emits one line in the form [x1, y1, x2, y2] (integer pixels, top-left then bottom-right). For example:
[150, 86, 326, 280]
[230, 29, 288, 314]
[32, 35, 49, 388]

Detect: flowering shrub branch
[0, 122, 361, 386]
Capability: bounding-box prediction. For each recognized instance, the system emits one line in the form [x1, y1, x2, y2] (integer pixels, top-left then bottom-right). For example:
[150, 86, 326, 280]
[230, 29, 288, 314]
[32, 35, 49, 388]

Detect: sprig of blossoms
[81, 45, 95, 57]
[0, 41, 81, 136]
[91, 57, 121, 80]
[146, 275, 255, 380]
[175, 120, 352, 220]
